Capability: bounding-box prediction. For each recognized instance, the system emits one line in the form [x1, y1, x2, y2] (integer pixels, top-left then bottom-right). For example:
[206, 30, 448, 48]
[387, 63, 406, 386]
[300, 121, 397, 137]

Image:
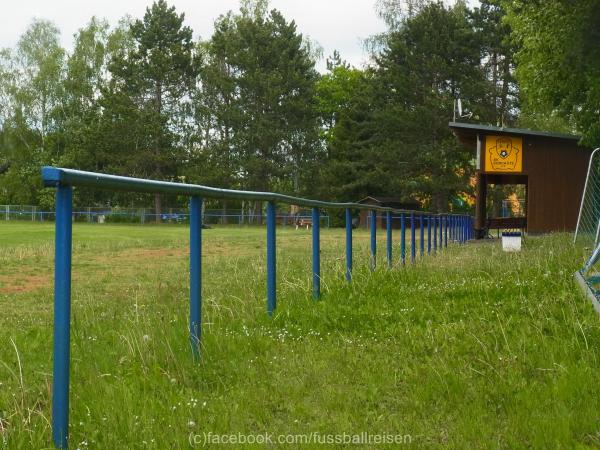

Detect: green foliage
[317, 2, 490, 212]
[2, 0, 598, 214]
[504, 0, 600, 146]
[108, 1, 196, 216]
[375, 0, 434, 29]
[471, 0, 519, 126]
[0, 20, 65, 205]
[314, 64, 379, 201]
[192, 4, 320, 196]
[374, 2, 484, 211]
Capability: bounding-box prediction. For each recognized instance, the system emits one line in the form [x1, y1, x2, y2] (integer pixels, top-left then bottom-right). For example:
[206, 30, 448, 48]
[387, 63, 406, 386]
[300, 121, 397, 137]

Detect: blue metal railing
[40, 166, 473, 449]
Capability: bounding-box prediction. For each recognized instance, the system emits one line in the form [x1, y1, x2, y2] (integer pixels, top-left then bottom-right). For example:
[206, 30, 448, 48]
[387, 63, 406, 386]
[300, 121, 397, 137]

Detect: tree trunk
[255, 200, 263, 225]
[434, 191, 447, 213]
[499, 56, 511, 126]
[490, 185, 504, 218]
[154, 81, 163, 224]
[222, 199, 228, 225]
[491, 52, 499, 125]
[154, 193, 161, 223]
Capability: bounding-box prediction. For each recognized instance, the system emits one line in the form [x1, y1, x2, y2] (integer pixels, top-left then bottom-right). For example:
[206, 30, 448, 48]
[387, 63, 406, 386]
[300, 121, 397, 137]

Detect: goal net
[575, 148, 600, 246]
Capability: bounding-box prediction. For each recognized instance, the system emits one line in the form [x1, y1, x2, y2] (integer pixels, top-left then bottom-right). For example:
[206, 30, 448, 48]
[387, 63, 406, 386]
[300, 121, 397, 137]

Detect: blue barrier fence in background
[41, 166, 474, 449]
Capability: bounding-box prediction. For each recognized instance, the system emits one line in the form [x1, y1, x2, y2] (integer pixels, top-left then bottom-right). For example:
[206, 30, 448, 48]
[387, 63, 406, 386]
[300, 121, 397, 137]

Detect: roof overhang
[449, 121, 580, 150]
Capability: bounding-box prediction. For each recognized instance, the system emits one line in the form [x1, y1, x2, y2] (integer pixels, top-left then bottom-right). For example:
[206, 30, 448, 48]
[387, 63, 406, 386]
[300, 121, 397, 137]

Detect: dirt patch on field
[128, 248, 189, 259]
[0, 273, 51, 294]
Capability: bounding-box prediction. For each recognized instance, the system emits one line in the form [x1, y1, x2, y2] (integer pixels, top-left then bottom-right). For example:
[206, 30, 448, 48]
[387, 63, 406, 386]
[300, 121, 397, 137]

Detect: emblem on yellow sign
[485, 135, 522, 172]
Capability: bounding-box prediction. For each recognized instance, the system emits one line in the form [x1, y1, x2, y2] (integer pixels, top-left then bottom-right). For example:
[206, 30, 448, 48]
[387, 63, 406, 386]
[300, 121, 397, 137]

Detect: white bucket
[502, 232, 522, 252]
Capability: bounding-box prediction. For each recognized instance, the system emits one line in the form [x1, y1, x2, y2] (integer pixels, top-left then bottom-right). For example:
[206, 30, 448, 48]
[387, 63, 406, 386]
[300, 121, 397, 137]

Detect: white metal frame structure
[575, 148, 600, 245]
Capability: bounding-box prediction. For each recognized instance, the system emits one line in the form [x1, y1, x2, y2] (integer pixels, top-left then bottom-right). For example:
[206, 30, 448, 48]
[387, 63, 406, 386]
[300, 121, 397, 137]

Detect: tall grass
[1, 223, 599, 448]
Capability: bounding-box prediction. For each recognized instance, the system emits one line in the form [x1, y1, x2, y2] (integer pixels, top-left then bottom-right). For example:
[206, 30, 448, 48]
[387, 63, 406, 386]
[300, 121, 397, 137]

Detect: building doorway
[481, 175, 528, 236]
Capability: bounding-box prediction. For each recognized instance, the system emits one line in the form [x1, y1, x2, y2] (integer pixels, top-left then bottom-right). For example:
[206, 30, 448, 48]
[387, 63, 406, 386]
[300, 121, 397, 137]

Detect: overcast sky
[1, 0, 393, 71]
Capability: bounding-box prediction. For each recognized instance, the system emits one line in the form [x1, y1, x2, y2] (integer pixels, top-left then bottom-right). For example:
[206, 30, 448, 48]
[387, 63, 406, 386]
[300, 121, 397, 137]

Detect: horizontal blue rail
[40, 166, 473, 449]
[44, 167, 438, 215]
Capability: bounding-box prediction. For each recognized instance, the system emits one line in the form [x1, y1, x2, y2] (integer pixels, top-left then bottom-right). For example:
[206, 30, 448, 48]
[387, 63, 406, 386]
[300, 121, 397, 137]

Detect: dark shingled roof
[448, 122, 581, 148]
[449, 121, 580, 141]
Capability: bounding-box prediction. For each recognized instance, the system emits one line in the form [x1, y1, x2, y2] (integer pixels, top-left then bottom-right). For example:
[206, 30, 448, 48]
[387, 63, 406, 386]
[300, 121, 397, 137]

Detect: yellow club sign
[485, 135, 523, 173]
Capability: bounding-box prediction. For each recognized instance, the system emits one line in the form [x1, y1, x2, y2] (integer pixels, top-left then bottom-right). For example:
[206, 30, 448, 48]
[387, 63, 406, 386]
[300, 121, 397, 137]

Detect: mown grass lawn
[1, 222, 600, 449]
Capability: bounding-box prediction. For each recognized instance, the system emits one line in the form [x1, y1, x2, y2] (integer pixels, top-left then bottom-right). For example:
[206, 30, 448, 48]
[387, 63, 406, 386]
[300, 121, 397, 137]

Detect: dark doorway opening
[475, 174, 528, 238]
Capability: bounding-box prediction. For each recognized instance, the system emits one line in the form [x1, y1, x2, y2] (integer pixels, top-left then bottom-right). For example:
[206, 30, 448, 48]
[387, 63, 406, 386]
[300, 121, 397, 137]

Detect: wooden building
[449, 122, 593, 236]
[358, 196, 420, 229]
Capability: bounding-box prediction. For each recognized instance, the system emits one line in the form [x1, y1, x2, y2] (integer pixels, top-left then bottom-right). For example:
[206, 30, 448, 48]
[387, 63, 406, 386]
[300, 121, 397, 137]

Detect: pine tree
[372, 2, 487, 211]
[193, 2, 319, 219]
[108, 0, 196, 219]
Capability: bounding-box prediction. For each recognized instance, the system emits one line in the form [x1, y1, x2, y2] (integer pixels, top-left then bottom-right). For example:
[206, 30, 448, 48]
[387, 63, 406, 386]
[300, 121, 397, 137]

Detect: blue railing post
[266, 202, 276, 316]
[456, 216, 460, 243]
[312, 207, 320, 299]
[468, 217, 471, 240]
[456, 216, 459, 242]
[345, 208, 352, 281]
[370, 210, 377, 270]
[189, 197, 202, 361]
[471, 217, 474, 240]
[468, 216, 472, 240]
[472, 217, 474, 239]
[467, 216, 471, 241]
[435, 215, 438, 250]
[386, 211, 392, 268]
[434, 215, 438, 254]
[438, 215, 442, 251]
[419, 214, 424, 258]
[52, 185, 73, 449]
[400, 213, 406, 266]
[444, 215, 448, 248]
[457, 216, 460, 243]
[427, 216, 431, 255]
[410, 212, 416, 264]
[467, 216, 470, 241]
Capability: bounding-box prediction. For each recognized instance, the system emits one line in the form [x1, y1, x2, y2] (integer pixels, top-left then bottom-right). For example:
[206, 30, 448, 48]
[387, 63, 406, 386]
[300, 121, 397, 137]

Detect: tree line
[0, 0, 597, 219]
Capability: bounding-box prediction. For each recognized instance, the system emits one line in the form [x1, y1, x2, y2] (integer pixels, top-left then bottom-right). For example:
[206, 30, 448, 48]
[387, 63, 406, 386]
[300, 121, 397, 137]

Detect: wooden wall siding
[495, 136, 592, 233]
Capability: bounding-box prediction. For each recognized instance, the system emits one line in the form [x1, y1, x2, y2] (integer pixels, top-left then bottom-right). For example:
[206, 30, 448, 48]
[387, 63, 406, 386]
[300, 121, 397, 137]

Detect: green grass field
[1, 222, 600, 448]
